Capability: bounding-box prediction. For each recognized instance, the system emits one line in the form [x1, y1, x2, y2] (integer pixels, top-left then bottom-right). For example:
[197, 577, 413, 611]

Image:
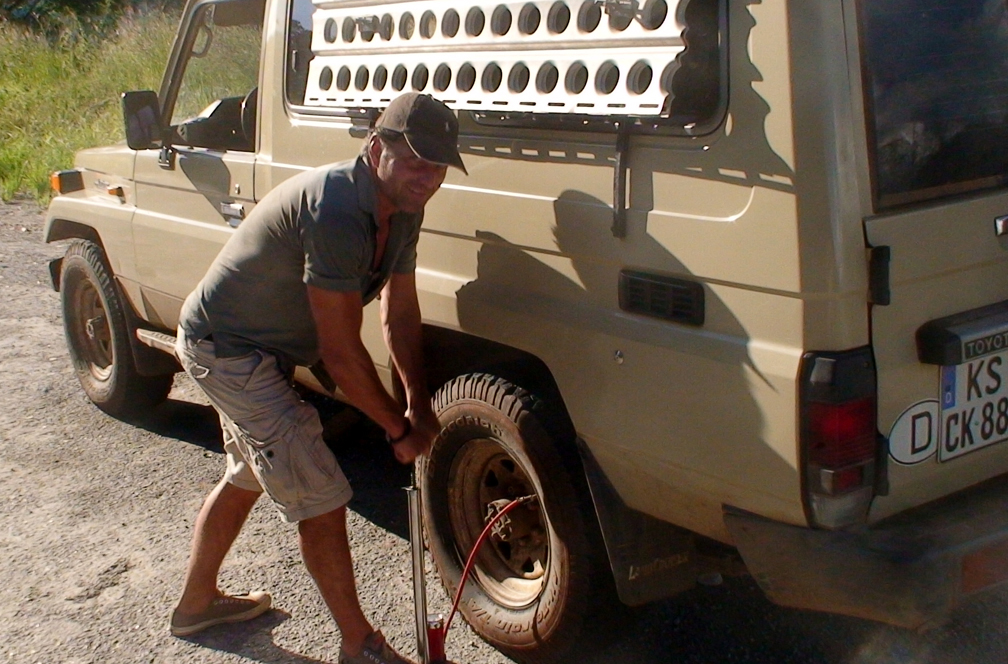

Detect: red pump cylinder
[426, 615, 446, 663]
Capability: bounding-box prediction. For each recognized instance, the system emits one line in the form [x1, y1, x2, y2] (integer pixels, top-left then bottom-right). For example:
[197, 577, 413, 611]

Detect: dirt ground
[0, 199, 507, 664]
[5, 197, 1008, 664]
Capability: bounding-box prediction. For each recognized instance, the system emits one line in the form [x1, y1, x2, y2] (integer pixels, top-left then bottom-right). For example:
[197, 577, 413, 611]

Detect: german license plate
[940, 350, 1008, 461]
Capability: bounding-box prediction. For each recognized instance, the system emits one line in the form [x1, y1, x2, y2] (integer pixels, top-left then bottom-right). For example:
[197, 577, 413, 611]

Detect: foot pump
[407, 474, 446, 664]
[407, 470, 536, 664]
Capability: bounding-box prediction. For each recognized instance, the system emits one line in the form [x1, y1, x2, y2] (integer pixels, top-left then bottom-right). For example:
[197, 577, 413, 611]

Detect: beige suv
[44, 0, 1008, 660]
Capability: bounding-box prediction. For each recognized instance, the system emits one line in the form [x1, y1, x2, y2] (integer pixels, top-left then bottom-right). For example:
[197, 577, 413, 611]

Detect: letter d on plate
[888, 400, 940, 465]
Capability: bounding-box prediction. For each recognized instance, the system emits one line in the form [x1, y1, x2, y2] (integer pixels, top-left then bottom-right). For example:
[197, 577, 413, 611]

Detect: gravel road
[3, 199, 1008, 664]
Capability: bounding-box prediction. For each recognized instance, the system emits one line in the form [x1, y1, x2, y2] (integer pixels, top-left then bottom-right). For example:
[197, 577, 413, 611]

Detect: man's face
[371, 135, 448, 214]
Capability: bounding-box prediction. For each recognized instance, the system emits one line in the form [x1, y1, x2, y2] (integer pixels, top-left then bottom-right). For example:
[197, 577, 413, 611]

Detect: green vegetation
[0, 11, 177, 201]
[0, 1, 184, 39]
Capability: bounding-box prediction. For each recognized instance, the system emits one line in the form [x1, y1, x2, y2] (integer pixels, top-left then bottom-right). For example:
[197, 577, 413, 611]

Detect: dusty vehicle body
[45, 0, 1008, 659]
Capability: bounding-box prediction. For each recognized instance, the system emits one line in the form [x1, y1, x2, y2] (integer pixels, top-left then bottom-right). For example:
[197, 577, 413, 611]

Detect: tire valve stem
[487, 499, 514, 540]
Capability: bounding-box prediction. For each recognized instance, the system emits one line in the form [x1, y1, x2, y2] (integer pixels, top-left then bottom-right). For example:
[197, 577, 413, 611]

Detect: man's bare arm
[381, 272, 440, 445]
[381, 272, 429, 411]
[307, 284, 408, 440]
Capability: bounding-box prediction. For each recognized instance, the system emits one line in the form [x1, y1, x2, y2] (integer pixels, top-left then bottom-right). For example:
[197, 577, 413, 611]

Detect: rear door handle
[220, 202, 245, 227]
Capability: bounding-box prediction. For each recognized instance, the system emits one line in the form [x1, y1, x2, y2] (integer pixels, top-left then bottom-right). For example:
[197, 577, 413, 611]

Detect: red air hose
[442, 494, 538, 638]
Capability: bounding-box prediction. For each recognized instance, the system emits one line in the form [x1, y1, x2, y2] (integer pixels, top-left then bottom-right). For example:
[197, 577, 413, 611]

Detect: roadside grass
[0, 12, 177, 202]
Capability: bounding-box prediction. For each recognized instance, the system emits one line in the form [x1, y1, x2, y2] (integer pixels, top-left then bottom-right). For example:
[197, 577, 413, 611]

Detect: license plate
[940, 349, 1008, 461]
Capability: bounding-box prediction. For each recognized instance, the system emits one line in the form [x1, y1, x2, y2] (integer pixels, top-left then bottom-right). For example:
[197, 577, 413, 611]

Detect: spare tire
[419, 373, 599, 663]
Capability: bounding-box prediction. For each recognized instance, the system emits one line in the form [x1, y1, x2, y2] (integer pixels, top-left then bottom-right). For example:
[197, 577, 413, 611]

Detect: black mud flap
[48, 257, 63, 292]
[122, 297, 180, 377]
[577, 440, 697, 606]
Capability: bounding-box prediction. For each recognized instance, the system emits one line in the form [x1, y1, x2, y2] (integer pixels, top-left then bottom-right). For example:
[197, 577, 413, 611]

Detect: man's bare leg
[175, 478, 262, 614]
[298, 506, 374, 655]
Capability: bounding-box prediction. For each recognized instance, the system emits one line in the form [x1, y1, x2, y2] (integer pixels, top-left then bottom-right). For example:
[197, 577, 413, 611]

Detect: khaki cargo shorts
[175, 331, 352, 522]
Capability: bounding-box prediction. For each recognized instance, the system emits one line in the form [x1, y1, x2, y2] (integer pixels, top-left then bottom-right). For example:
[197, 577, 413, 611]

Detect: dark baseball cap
[375, 93, 468, 175]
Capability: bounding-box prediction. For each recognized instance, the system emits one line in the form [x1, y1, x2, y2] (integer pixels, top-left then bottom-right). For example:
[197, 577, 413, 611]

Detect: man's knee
[219, 479, 263, 504]
[302, 504, 348, 524]
[298, 505, 348, 536]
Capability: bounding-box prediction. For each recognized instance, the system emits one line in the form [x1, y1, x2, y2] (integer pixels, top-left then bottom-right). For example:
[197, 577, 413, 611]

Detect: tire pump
[407, 471, 536, 664]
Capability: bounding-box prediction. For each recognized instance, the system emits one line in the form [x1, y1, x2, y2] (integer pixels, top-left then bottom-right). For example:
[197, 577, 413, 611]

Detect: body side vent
[618, 269, 704, 326]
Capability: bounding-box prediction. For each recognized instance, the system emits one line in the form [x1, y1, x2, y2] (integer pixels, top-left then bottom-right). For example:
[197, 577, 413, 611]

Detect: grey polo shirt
[178, 155, 423, 367]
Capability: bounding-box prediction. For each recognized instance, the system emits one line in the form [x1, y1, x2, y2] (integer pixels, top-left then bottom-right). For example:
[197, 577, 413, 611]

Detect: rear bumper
[724, 475, 1008, 629]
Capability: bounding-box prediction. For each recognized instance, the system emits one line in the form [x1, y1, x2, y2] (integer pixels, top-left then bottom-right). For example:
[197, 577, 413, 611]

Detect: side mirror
[122, 90, 163, 150]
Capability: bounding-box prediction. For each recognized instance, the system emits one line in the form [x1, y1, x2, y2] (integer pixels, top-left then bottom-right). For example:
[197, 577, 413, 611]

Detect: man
[169, 93, 466, 664]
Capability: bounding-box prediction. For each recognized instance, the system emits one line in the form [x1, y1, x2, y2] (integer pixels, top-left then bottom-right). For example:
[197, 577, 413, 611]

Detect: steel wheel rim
[447, 436, 549, 607]
[71, 279, 113, 380]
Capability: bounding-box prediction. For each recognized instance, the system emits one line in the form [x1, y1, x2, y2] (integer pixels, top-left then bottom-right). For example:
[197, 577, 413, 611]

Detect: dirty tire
[420, 373, 595, 664]
[60, 239, 172, 417]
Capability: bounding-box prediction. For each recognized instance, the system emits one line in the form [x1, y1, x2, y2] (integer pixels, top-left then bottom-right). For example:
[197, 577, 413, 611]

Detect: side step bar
[136, 328, 177, 354]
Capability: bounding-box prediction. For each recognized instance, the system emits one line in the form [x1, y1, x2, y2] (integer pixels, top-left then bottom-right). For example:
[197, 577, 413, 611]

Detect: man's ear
[367, 134, 383, 165]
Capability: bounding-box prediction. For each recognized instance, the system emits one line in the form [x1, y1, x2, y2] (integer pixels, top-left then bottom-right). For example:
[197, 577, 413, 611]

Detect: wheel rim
[447, 437, 549, 608]
[70, 278, 113, 381]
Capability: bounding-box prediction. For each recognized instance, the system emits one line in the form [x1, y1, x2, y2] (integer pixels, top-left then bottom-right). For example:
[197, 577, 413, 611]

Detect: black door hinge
[158, 145, 176, 169]
[869, 245, 890, 306]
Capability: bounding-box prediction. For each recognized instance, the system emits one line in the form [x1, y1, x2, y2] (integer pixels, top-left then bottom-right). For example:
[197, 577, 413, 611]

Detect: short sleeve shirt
[178, 155, 422, 366]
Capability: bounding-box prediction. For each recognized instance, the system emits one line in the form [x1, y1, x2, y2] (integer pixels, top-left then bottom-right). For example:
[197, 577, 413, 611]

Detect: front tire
[60, 239, 173, 417]
[420, 373, 599, 663]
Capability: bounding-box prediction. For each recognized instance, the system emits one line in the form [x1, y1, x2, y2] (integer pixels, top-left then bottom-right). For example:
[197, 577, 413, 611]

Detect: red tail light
[808, 399, 877, 468]
[800, 349, 881, 529]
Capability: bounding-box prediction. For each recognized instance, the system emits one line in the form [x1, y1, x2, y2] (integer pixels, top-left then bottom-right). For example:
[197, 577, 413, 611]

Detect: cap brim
[404, 133, 468, 175]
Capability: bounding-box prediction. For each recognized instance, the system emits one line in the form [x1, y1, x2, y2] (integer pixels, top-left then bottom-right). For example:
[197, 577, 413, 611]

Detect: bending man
[170, 93, 466, 664]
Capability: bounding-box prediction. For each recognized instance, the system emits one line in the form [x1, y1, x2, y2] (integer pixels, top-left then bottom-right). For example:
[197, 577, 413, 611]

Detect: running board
[136, 328, 177, 354]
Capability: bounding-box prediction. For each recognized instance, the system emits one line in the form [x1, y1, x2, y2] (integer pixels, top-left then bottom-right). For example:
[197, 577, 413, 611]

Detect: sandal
[170, 591, 272, 636]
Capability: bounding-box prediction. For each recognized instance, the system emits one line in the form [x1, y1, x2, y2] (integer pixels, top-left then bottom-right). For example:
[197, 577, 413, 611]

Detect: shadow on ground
[132, 398, 224, 451]
[178, 609, 337, 664]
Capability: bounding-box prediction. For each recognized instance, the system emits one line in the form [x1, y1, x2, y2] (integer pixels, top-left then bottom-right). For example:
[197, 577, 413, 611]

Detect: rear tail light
[800, 348, 881, 529]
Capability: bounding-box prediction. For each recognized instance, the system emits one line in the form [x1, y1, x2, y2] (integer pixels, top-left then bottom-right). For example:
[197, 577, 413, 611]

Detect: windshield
[861, 0, 1008, 209]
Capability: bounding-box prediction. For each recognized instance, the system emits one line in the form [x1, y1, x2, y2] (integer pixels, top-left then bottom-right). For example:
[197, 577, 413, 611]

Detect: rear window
[861, 1, 1008, 209]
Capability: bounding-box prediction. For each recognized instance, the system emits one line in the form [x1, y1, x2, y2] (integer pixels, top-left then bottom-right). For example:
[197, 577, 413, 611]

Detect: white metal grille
[305, 0, 683, 115]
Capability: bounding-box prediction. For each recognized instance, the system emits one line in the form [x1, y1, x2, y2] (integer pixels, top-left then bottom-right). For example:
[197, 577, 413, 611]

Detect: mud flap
[577, 440, 697, 606]
[48, 257, 63, 292]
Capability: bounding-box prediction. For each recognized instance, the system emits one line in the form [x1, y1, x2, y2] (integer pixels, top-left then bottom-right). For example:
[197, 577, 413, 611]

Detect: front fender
[45, 190, 136, 283]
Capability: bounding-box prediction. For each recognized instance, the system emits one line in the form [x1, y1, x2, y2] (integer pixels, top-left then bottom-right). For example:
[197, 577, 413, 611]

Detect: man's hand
[390, 428, 432, 464]
[391, 405, 441, 464]
[408, 403, 441, 442]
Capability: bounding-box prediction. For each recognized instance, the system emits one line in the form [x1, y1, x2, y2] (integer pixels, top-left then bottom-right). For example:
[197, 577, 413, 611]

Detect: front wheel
[419, 373, 600, 663]
[60, 239, 173, 417]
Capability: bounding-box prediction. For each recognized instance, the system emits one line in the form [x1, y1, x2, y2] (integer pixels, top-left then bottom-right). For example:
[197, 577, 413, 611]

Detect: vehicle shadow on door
[454, 187, 793, 530]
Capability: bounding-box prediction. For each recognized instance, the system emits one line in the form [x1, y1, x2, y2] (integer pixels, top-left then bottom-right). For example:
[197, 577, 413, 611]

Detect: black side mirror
[122, 90, 163, 150]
